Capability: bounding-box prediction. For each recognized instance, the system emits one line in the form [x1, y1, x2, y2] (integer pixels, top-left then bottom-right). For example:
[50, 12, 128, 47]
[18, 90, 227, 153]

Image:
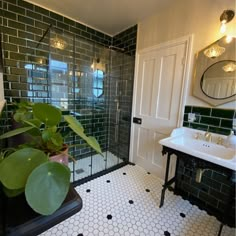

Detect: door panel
[140, 59, 156, 116]
[131, 40, 189, 179]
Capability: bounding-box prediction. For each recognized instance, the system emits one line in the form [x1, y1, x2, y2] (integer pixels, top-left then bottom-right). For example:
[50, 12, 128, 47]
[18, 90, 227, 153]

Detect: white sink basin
[159, 127, 236, 170]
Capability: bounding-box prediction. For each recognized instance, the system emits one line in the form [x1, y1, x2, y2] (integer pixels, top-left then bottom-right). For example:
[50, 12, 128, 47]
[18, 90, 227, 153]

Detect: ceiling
[26, 0, 171, 36]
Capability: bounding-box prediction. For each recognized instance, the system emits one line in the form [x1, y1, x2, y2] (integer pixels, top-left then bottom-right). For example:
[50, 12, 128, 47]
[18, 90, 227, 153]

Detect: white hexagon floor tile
[41, 165, 236, 236]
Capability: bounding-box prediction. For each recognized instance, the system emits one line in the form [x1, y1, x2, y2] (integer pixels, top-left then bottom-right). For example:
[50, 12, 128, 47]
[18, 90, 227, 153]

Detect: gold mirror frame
[193, 36, 236, 106]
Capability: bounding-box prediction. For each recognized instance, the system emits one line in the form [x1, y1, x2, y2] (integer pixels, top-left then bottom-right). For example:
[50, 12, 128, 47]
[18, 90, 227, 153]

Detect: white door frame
[129, 34, 194, 163]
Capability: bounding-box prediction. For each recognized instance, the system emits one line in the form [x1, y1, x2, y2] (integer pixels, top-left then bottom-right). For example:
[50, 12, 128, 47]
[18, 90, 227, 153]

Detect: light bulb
[226, 35, 233, 43]
[220, 22, 226, 33]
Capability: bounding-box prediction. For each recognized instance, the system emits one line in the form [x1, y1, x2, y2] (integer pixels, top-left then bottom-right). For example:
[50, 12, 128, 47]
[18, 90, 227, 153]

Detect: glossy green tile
[209, 189, 228, 202]
[26, 41, 37, 49]
[26, 25, 42, 35]
[221, 184, 231, 195]
[50, 11, 63, 21]
[221, 119, 233, 129]
[200, 116, 220, 126]
[3, 43, 17, 52]
[4, 89, 20, 97]
[189, 123, 208, 131]
[76, 22, 87, 31]
[11, 67, 26, 75]
[212, 172, 230, 185]
[81, 31, 90, 39]
[2, 26, 17, 36]
[57, 21, 69, 30]
[201, 176, 221, 191]
[19, 46, 35, 54]
[2, 10, 17, 20]
[26, 10, 42, 21]
[69, 26, 81, 35]
[8, 4, 25, 15]
[182, 182, 199, 197]
[87, 27, 96, 35]
[18, 0, 34, 10]
[199, 191, 218, 206]
[8, 20, 25, 30]
[35, 21, 49, 30]
[3, 75, 19, 82]
[64, 17, 75, 26]
[36, 50, 49, 58]
[35, 5, 49, 16]
[18, 30, 34, 40]
[42, 16, 56, 25]
[192, 106, 211, 116]
[5, 0, 17, 4]
[18, 15, 34, 26]
[9, 36, 26, 46]
[4, 59, 17, 67]
[183, 114, 188, 121]
[208, 127, 231, 135]
[10, 52, 25, 61]
[212, 108, 235, 119]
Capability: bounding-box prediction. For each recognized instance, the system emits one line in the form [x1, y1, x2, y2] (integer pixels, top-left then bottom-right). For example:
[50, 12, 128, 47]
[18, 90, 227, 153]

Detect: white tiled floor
[41, 165, 235, 236]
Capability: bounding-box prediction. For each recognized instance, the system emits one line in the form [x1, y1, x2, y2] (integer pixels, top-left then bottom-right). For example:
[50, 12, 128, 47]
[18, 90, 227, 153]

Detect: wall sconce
[222, 62, 236, 73]
[203, 43, 225, 59]
[50, 37, 67, 50]
[220, 10, 235, 34]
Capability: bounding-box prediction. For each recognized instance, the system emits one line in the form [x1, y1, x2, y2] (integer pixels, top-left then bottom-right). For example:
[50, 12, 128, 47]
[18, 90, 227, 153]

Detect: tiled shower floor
[41, 165, 235, 236]
[69, 152, 123, 181]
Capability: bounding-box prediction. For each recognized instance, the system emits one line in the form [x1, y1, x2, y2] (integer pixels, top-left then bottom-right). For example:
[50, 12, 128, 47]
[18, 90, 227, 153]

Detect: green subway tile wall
[113, 25, 137, 56]
[183, 105, 236, 135]
[0, 0, 137, 181]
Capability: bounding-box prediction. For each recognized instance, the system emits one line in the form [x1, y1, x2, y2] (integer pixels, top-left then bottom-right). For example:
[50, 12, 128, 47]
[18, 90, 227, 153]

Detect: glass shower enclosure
[26, 27, 135, 183]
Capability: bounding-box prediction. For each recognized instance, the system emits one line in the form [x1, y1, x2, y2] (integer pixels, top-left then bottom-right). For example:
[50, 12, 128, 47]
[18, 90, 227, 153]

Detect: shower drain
[75, 168, 85, 174]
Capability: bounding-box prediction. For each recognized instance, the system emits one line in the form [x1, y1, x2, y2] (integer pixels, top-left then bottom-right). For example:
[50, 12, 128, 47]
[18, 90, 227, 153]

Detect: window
[93, 69, 104, 97]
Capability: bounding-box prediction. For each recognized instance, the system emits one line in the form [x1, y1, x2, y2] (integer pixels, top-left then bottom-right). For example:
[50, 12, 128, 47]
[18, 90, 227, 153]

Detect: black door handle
[133, 117, 142, 124]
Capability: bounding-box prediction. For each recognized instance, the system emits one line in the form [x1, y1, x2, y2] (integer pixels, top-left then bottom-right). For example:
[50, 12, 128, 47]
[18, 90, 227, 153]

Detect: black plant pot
[0, 186, 82, 236]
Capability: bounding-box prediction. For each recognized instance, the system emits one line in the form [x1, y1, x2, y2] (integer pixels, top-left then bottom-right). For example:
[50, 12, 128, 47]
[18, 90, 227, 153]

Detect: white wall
[137, 0, 236, 109]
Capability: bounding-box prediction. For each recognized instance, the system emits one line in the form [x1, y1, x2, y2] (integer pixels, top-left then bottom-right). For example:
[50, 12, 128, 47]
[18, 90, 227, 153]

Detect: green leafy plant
[0, 102, 102, 215]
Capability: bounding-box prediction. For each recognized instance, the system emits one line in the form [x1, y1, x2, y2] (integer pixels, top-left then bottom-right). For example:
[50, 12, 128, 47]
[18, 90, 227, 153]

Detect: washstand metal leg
[159, 153, 171, 208]
[217, 223, 223, 236]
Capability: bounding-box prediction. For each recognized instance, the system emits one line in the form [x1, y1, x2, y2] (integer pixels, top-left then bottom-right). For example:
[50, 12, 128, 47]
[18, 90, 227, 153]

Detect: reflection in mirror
[193, 36, 236, 106]
[201, 60, 236, 99]
[93, 69, 104, 97]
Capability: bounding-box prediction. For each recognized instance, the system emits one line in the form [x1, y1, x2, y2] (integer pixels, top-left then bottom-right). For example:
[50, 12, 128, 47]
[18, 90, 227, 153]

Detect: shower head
[109, 45, 125, 52]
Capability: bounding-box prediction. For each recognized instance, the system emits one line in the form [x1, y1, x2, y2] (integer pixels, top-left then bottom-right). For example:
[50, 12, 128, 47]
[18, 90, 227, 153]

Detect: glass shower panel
[108, 49, 135, 166]
[49, 30, 74, 109]
[90, 43, 110, 175]
[107, 49, 125, 168]
[70, 36, 93, 181]
[27, 26, 133, 183]
[26, 30, 50, 103]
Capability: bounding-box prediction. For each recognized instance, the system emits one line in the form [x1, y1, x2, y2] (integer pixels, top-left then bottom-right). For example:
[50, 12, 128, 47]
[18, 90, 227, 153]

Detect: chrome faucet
[216, 136, 224, 145]
[194, 132, 202, 140]
[204, 132, 212, 142]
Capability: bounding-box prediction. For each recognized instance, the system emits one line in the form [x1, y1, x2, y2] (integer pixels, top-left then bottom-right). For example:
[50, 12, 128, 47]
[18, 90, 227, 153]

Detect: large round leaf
[25, 162, 70, 215]
[33, 103, 62, 127]
[3, 187, 24, 197]
[0, 148, 48, 189]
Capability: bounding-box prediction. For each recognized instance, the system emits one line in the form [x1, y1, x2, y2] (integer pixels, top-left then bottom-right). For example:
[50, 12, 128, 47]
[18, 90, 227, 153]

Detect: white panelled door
[130, 36, 192, 180]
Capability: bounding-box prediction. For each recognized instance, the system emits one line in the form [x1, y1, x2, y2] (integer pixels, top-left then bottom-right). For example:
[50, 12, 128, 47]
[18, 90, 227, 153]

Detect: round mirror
[200, 60, 236, 99]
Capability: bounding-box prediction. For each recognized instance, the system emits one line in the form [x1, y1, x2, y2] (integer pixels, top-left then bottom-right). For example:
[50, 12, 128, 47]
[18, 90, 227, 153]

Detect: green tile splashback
[183, 106, 235, 135]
